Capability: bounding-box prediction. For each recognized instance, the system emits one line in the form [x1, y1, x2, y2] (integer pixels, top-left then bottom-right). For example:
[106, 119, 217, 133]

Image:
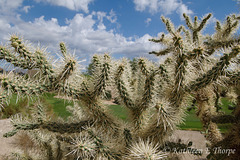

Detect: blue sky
[0, 0, 239, 67]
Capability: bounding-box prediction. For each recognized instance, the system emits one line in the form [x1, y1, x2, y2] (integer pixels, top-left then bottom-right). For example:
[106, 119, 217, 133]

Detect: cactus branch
[0, 46, 36, 69]
[149, 47, 174, 56]
[4, 120, 94, 138]
[115, 65, 134, 108]
[188, 46, 240, 91]
[59, 42, 67, 58]
[92, 54, 111, 99]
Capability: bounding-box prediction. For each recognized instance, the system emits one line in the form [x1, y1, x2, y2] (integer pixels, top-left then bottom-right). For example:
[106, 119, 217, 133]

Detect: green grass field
[1, 93, 72, 119]
[2, 94, 235, 133]
[41, 93, 72, 119]
[0, 94, 36, 118]
[107, 98, 234, 133]
[176, 98, 233, 132]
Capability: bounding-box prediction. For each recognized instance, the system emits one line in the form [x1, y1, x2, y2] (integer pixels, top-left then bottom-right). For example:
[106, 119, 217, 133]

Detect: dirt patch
[101, 99, 117, 105]
[0, 119, 208, 160]
[171, 130, 208, 160]
[0, 119, 17, 159]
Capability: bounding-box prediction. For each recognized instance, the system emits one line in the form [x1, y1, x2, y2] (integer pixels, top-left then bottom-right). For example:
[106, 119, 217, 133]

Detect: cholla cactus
[149, 13, 240, 159]
[125, 138, 168, 160]
[0, 13, 239, 160]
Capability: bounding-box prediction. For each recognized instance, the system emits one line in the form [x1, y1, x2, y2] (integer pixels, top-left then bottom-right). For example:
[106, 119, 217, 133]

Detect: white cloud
[0, 0, 24, 14]
[134, 0, 152, 12]
[66, 14, 95, 32]
[22, 5, 33, 13]
[177, 3, 193, 19]
[145, 18, 152, 26]
[34, 0, 93, 13]
[107, 10, 117, 23]
[133, 0, 193, 18]
[0, 10, 162, 66]
[207, 16, 217, 25]
[93, 11, 107, 30]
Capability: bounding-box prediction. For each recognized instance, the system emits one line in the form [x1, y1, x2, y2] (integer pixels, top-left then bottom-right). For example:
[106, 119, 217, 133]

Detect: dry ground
[0, 118, 208, 160]
[0, 119, 16, 160]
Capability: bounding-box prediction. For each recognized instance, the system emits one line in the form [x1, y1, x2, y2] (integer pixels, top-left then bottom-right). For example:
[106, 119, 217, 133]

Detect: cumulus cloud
[133, 0, 193, 18]
[0, 0, 163, 66]
[92, 11, 107, 30]
[34, 0, 93, 13]
[177, 3, 193, 19]
[0, 0, 24, 14]
[0, 10, 162, 66]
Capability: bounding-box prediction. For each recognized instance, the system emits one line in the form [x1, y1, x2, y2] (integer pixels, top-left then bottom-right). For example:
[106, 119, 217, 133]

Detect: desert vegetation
[0, 13, 239, 160]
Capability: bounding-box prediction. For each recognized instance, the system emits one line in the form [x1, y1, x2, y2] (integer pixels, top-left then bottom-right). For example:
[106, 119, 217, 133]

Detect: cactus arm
[82, 102, 120, 134]
[59, 42, 67, 58]
[55, 42, 76, 85]
[10, 35, 33, 60]
[149, 17, 188, 109]
[204, 15, 240, 52]
[188, 46, 240, 91]
[140, 71, 156, 109]
[215, 21, 222, 32]
[0, 46, 35, 69]
[183, 13, 212, 44]
[74, 56, 120, 135]
[58, 83, 84, 100]
[91, 54, 111, 99]
[149, 34, 165, 43]
[0, 75, 47, 96]
[58, 59, 76, 81]
[132, 70, 160, 130]
[170, 36, 188, 109]
[138, 58, 149, 76]
[225, 71, 240, 85]
[3, 120, 94, 138]
[141, 103, 179, 144]
[183, 13, 194, 30]
[0, 90, 8, 108]
[123, 128, 132, 148]
[149, 47, 174, 56]
[138, 65, 167, 115]
[115, 65, 134, 108]
[204, 38, 240, 50]
[34, 50, 55, 81]
[196, 13, 212, 32]
[9, 36, 55, 79]
[87, 130, 121, 160]
[161, 16, 176, 37]
[131, 62, 168, 130]
[223, 16, 239, 38]
[182, 27, 192, 44]
[131, 70, 157, 130]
